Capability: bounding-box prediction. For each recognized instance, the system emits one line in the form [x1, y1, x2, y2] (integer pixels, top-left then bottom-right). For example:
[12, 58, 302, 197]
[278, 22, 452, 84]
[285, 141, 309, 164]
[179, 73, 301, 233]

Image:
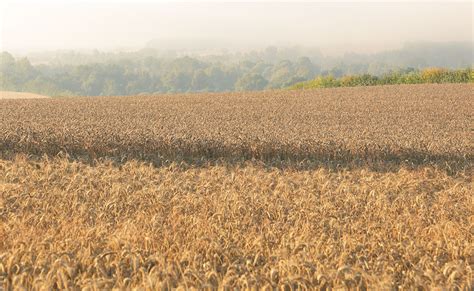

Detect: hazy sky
[1, 0, 472, 54]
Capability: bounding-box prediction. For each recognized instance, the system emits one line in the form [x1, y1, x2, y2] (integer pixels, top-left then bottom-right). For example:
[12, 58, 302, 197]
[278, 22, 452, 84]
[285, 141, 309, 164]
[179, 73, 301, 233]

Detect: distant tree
[81, 71, 103, 95]
[191, 69, 209, 91]
[268, 60, 294, 88]
[235, 73, 268, 91]
[0, 52, 17, 90]
[0, 52, 15, 69]
[295, 57, 318, 79]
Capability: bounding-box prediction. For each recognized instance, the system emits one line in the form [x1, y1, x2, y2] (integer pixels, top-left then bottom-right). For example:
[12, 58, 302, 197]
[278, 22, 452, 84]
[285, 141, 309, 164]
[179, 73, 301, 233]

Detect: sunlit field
[0, 91, 50, 100]
[1, 84, 472, 289]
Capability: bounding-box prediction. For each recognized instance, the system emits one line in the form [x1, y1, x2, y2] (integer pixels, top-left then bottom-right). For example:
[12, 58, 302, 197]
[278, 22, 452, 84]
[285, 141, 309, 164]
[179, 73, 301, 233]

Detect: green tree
[191, 69, 209, 91]
[235, 73, 268, 91]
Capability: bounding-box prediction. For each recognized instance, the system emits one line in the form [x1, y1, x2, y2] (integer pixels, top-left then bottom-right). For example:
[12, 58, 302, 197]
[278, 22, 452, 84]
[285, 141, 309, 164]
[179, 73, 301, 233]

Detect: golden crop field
[0, 83, 473, 289]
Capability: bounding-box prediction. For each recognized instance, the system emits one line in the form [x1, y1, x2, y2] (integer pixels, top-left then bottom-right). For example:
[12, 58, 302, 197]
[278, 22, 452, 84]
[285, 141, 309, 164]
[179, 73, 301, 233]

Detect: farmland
[1, 84, 472, 169]
[0, 83, 473, 289]
[0, 91, 50, 100]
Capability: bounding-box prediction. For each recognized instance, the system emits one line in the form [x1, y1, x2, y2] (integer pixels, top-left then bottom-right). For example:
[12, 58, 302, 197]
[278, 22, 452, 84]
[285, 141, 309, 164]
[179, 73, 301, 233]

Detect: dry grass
[0, 84, 473, 289]
[0, 91, 50, 100]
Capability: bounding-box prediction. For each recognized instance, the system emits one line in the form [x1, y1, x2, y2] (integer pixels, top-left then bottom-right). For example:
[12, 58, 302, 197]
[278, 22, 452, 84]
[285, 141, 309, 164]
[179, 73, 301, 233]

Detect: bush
[421, 68, 447, 83]
[290, 68, 471, 90]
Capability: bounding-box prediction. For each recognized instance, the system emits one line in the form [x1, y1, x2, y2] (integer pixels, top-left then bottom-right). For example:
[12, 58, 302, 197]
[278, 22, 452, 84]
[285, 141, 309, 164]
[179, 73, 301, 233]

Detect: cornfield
[1, 83, 473, 289]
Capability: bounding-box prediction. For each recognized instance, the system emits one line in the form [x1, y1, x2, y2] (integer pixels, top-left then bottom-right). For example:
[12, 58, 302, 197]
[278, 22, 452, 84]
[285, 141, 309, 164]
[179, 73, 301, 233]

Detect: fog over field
[1, 1, 472, 55]
[0, 0, 472, 96]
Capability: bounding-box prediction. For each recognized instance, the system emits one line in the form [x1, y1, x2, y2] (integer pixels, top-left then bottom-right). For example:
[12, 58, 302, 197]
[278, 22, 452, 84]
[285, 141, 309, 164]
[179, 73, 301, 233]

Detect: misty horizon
[4, 41, 473, 64]
[1, 0, 472, 97]
[1, 1, 472, 56]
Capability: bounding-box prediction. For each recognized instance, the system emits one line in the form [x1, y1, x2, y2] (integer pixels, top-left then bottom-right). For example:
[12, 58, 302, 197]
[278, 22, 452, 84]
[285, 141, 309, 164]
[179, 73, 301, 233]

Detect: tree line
[0, 52, 319, 96]
[1, 42, 472, 96]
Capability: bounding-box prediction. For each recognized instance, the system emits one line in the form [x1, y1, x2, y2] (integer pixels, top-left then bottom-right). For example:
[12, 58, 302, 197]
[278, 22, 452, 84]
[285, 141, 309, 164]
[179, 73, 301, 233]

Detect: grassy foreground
[0, 84, 472, 289]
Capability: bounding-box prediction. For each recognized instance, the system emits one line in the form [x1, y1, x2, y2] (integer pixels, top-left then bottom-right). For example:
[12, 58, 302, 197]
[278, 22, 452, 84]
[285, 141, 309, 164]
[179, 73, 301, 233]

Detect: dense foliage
[289, 68, 473, 89]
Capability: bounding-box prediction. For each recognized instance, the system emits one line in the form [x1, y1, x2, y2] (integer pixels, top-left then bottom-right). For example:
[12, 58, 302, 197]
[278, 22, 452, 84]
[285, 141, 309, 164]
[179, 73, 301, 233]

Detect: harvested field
[0, 91, 50, 100]
[0, 84, 473, 289]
